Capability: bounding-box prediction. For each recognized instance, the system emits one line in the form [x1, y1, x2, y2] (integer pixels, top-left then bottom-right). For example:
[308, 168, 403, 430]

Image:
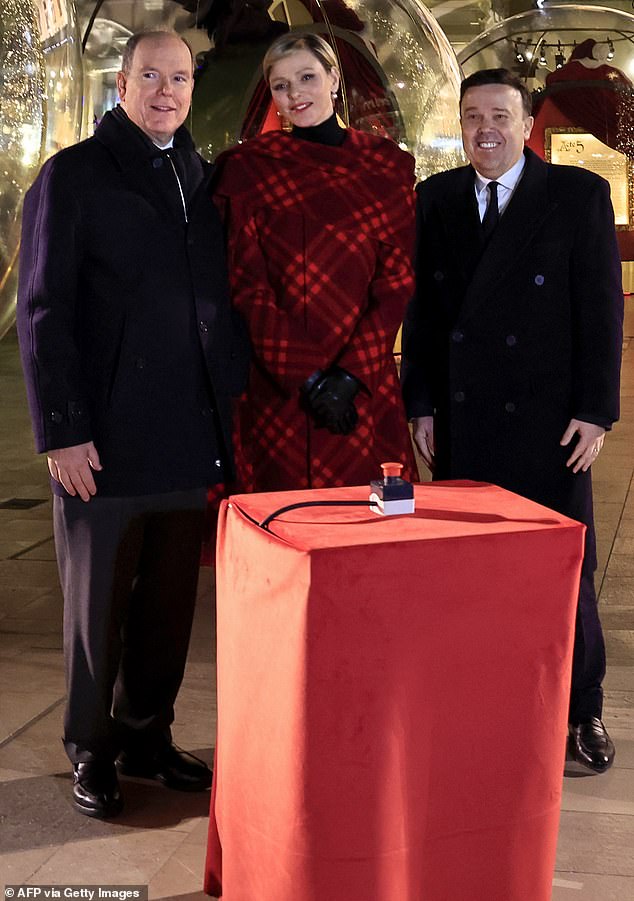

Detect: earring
[331, 91, 338, 101]
[275, 109, 292, 131]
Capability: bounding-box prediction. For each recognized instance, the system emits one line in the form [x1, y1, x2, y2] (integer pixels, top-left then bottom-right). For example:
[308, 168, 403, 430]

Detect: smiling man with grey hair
[17, 30, 247, 818]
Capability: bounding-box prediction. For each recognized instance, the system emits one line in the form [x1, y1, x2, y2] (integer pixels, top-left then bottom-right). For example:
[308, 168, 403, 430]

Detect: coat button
[214, 459, 222, 467]
[199, 321, 208, 333]
[505, 335, 517, 346]
[451, 330, 464, 343]
[68, 404, 84, 420]
[534, 274, 545, 286]
[454, 391, 465, 403]
[49, 410, 63, 423]
[505, 401, 516, 413]
[135, 357, 145, 369]
[433, 270, 444, 282]
[152, 158, 163, 168]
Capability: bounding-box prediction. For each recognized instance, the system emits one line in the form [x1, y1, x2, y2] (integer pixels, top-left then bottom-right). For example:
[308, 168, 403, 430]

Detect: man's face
[460, 84, 534, 180]
[116, 35, 193, 145]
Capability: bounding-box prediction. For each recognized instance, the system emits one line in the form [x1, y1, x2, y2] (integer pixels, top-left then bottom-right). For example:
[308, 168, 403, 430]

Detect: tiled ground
[1, 305, 633, 900]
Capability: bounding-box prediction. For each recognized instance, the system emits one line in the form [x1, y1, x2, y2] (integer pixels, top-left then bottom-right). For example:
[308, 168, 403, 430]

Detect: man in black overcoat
[17, 30, 248, 817]
[402, 68, 624, 773]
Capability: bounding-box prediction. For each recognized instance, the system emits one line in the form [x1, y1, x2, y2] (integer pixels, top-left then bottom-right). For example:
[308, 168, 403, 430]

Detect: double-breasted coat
[402, 148, 623, 567]
[17, 108, 248, 497]
[214, 128, 418, 492]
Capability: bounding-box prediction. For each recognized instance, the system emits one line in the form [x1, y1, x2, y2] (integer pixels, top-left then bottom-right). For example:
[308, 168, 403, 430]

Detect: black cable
[259, 500, 378, 531]
[82, 0, 107, 53]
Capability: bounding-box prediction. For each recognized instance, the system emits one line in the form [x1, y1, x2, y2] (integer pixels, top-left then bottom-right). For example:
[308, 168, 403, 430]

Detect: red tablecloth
[204, 481, 584, 901]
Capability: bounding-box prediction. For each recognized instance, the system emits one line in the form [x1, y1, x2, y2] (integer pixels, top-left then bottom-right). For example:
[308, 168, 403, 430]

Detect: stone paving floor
[0, 309, 633, 899]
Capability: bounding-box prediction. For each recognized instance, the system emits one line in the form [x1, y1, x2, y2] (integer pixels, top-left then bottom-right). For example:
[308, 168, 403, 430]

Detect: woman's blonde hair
[262, 31, 339, 82]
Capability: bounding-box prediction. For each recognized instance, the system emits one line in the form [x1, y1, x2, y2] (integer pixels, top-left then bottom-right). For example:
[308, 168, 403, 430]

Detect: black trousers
[569, 565, 606, 724]
[53, 488, 207, 765]
[561, 486, 606, 724]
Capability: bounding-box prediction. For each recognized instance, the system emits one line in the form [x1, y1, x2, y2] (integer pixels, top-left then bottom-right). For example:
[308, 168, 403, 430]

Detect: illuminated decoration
[0, 0, 82, 339]
[188, 0, 464, 181]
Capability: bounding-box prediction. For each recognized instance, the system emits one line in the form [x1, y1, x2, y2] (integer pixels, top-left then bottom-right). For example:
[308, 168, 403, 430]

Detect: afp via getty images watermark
[4, 889, 147, 900]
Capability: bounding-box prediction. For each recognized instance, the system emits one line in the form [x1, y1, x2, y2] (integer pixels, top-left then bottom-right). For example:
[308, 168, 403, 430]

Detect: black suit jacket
[17, 108, 249, 496]
[401, 148, 623, 539]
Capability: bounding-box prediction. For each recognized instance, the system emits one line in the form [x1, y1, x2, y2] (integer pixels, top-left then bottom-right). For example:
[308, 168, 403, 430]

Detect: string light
[555, 41, 566, 68]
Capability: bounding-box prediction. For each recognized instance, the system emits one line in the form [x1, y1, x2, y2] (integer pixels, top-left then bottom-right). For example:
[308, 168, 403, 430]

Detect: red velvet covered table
[204, 481, 584, 901]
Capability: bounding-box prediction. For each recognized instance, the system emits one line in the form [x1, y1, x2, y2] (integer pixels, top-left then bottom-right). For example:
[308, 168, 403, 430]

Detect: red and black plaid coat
[215, 128, 417, 491]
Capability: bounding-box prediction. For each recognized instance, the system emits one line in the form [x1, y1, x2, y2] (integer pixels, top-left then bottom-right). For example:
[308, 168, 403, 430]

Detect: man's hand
[560, 419, 605, 473]
[412, 416, 435, 470]
[47, 441, 103, 501]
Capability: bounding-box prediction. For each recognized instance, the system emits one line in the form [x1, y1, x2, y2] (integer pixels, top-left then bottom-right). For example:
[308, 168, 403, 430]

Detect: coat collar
[93, 107, 212, 224]
[457, 148, 558, 324]
[217, 127, 414, 193]
[94, 106, 196, 170]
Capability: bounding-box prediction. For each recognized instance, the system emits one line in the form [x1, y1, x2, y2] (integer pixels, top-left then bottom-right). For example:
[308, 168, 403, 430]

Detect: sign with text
[549, 131, 630, 226]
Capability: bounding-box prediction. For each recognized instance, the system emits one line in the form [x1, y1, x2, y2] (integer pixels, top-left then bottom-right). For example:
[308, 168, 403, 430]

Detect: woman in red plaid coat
[214, 32, 417, 492]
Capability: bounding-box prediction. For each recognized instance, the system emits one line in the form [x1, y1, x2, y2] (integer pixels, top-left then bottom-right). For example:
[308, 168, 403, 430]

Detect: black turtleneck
[292, 113, 346, 147]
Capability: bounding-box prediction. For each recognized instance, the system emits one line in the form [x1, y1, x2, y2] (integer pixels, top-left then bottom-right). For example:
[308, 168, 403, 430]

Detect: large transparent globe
[189, 0, 463, 181]
[459, 4, 634, 270]
[1, 0, 464, 337]
[459, 3, 634, 80]
[0, 0, 82, 339]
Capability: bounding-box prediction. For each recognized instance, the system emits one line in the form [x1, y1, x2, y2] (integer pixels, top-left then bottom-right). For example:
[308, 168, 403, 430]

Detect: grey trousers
[53, 488, 207, 764]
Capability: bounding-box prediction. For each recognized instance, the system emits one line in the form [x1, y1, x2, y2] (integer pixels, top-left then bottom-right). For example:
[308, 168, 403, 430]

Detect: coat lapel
[458, 149, 559, 324]
[95, 109, 198, 229]
[434, 166, 483, 286]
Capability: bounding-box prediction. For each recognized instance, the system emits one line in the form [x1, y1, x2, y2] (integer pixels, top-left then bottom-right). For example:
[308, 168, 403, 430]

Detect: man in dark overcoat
[17, 30, 248, 817]
[402, 68, 623, 772]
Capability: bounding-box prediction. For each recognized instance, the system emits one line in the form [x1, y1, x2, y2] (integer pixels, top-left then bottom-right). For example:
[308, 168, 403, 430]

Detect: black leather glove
[303, 366, 361, 435]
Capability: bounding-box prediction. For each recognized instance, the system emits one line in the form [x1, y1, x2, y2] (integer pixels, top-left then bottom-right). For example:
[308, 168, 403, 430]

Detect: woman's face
[268, 48, 339, 128]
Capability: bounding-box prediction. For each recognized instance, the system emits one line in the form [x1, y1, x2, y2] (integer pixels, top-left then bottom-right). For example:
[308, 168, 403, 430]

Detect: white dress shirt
[474, 153, 526, 221]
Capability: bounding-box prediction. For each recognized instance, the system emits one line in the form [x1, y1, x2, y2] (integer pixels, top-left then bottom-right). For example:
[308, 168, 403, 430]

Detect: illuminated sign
[548, 129, 630, 226]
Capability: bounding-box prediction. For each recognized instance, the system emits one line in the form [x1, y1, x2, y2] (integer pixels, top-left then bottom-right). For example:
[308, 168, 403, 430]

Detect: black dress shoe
[72, 761, 123, 818]
[118, 744, 212, 792]
[569, 718, 615, 773]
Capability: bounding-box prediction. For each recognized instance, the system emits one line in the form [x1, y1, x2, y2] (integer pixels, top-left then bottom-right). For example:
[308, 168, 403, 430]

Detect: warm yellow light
[20, 123, 40, 168]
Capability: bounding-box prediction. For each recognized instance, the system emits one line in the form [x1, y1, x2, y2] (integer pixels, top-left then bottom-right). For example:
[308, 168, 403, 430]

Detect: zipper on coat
[166, 153, 188, 224]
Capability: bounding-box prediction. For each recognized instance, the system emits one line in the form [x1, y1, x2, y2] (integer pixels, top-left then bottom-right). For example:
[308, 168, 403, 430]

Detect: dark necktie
[481, 180, 499, 242]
